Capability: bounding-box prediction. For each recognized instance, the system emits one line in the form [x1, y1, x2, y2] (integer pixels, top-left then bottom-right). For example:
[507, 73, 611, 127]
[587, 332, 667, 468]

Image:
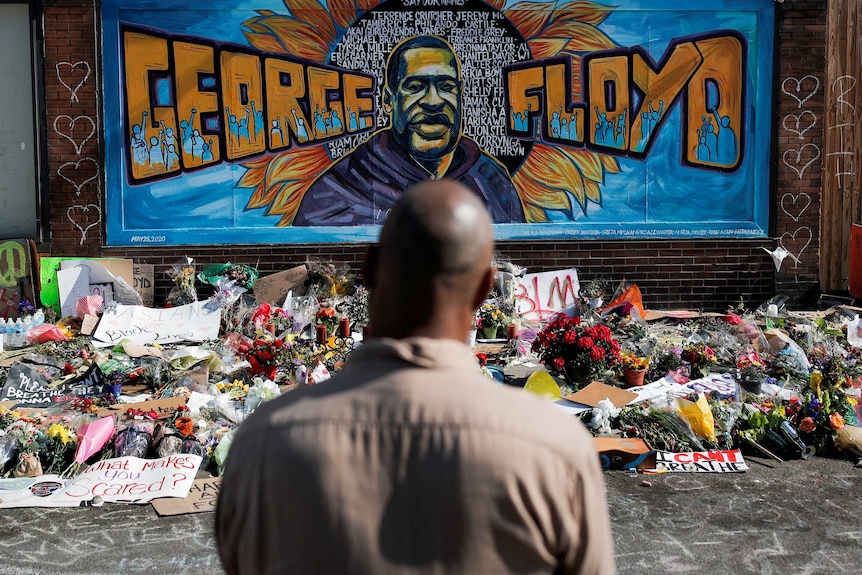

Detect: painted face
[386, 47, 462, 160]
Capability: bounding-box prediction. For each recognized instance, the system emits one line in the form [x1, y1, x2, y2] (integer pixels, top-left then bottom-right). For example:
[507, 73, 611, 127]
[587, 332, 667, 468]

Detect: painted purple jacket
[293, 130, 525, 226]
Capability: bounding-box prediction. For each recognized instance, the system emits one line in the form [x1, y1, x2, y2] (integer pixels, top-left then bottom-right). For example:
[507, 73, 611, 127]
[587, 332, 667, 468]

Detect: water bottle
[0, 318, 7, 349]
[22, 316, 32, 346]
[12, 318, 24, 348]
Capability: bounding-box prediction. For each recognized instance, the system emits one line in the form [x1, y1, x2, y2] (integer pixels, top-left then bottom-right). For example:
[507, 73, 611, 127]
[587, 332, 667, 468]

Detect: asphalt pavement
[0, 454, 860, 575]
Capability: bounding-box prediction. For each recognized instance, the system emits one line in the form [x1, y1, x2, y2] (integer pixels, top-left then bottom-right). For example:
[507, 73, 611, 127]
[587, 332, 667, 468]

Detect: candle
[339, 317, 350, 338]
[316, 324, 327, 344]
[506, 323, 518, 340]
[362, 324, 371, 340]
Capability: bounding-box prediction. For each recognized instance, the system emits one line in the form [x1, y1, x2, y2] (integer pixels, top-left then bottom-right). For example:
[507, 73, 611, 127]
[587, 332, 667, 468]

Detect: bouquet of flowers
[477, 302, 509, 339]
[682, 342, 716, 378]
[198, 262, 259, 290]
[532, 314, 621, 384]
[166, 256, 197, 306]
[238, 338, 291, 377]
[315, 305, 339, 337]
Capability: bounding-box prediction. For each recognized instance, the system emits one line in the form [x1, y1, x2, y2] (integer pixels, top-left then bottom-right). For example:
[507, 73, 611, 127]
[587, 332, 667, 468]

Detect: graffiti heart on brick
[67, 204, 102, 246]
[53, 115, 96, 156]
[57, 158, 100, 196]
[56, 61, 92, 104]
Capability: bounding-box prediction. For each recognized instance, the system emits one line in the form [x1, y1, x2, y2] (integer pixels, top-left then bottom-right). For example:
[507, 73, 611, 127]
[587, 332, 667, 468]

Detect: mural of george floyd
[35, 0, 835, 310]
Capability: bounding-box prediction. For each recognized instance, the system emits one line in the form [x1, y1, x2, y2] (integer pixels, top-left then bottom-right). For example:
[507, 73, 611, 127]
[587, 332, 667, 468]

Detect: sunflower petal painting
[102, 0, 774, 246]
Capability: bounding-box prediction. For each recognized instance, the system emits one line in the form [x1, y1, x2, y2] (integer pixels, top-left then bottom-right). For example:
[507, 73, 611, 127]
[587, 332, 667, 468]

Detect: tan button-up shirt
[217, 337, 616, 575]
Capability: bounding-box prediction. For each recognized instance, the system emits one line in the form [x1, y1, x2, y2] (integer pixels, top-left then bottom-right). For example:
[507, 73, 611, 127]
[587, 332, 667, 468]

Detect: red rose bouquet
[238, 338, 291, 378]
[532, 314, 621, 383]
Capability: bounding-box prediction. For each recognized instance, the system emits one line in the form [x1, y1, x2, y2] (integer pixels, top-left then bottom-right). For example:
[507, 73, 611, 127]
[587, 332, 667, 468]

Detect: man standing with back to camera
[217, 179, 615, 574]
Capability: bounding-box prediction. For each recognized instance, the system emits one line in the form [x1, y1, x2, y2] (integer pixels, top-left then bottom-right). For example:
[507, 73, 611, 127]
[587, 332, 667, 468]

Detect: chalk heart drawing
[57, 158, 100, 196]
[782, 111, 817, 139]
[782, 143, 821, 179]
[780, 193, 811, 222]
[55, 61, 91, 104]
[53, 115, 95, 156]
[66, 204, 101, 246]
[778, 227, 812, 269]
[781, 75, 820, 108]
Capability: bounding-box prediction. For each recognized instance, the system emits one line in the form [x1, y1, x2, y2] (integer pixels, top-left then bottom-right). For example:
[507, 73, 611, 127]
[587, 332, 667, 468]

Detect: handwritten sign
[653, 450, 748, 473]
[253, 265, 308, 305]
[513, 268, 580, 321]
[133, 264, 155, 307]
[0, 363, 91, 409]
[57, 266, 90, 318]
[0, 454, 202, 508]
[152, 477, 220, 516]
[92, 301, 221, 345]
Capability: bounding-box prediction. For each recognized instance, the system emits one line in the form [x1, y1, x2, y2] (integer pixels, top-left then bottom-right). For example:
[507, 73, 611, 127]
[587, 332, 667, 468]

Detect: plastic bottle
[0, 318, 7, 348]
[22, 315, 32, 346]
[12, 318, 24, 348]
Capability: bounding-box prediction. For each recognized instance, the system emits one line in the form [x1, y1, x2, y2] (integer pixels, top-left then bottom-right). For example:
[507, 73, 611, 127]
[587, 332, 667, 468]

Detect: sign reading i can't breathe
[653, 450, 749, 473]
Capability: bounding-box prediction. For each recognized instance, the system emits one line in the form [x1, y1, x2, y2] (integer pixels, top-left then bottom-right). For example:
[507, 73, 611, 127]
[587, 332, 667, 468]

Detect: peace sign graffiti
[0, 241, 28, 288]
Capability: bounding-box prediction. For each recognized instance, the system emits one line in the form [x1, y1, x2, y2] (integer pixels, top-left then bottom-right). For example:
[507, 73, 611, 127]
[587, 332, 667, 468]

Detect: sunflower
[239, 0, 620, 225]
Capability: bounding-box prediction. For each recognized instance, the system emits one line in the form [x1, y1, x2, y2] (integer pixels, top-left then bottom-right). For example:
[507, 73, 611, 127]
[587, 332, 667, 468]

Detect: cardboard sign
[39, 257, 134, 314]
[152, 477, 221, 516]
[593, 437, 655, 470]
[562, 381, 638, 409]
[652, 450, 748, 473]
[97, 395, 187, 419]
[133, 264, 155, 307]
[513, 268, 580, 321]
[0, 454, 202, 508]
[92, 301, 221, 345]
[0, 239, 36, 320]
[253, 265, 308, 305]
[683, 373, 738, 399]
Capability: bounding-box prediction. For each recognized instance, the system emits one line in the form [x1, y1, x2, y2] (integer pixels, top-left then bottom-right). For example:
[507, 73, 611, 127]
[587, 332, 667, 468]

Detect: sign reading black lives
[1, 363, 107, 408]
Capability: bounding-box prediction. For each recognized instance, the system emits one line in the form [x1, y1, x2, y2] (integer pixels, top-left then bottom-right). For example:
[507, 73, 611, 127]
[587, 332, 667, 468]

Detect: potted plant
[478, 302, 509, 339]
[531, 314, 621, 388]
[620, 352, 650, 387]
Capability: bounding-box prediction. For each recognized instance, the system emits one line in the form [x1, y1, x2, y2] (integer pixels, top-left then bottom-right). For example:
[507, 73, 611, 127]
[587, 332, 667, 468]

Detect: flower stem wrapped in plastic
[166, 256, 197, 307]
[63, 415, 116, 477]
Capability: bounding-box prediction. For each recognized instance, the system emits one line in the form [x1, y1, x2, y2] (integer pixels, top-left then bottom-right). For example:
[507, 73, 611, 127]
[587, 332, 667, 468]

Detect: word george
[122, 28, 376, 183]
[505, 31, 745, 169]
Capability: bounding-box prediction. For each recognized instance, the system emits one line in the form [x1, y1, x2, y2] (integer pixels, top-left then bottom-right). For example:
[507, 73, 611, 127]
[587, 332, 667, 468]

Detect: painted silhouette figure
[695, 129, 711, 162]
[238, 109, 251, 144]
[180, 109, 197, 156]
[271, 117, 284, 146]
[313, 104, 327, 137]
[560, 118, 569, 139]
[190, 129, 201, 159]
[330, 110, 343, 132]
[225, 107, 240, 146]
[202, 139, 214, 162]
[148, 135, 164, 168]
[291, 109, 309, 141]
[131, 111, 149, 166]
[165, 143, 179, 170]
[251, 101, 265, 140]
[710, 108, 737, 164]
[347, 106, 358, 132]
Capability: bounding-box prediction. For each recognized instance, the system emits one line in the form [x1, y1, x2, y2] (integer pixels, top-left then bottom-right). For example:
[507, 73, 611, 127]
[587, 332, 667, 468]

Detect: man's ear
[382, 87, 393, 115]
[363, 245, 380, 290]
[471, 265, 495, 311]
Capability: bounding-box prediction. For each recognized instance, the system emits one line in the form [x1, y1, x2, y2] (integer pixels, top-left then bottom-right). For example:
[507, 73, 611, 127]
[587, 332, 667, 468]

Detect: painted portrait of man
[293, 35, 525, 226]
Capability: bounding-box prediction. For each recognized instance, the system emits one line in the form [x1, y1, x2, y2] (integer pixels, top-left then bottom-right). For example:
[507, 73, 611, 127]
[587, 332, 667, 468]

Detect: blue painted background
[102, 0, 775, 246]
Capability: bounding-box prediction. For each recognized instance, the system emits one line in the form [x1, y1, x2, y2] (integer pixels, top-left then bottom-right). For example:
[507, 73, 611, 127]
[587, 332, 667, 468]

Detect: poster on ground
[0, 454, 202, 508]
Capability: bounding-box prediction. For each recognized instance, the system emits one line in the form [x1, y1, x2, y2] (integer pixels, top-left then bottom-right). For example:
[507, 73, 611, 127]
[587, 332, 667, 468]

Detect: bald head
[367, 180, 495, 340]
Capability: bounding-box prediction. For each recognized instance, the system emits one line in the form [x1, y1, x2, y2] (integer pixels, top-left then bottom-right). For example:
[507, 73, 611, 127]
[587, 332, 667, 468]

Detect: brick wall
[41, 0, 828, 312]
